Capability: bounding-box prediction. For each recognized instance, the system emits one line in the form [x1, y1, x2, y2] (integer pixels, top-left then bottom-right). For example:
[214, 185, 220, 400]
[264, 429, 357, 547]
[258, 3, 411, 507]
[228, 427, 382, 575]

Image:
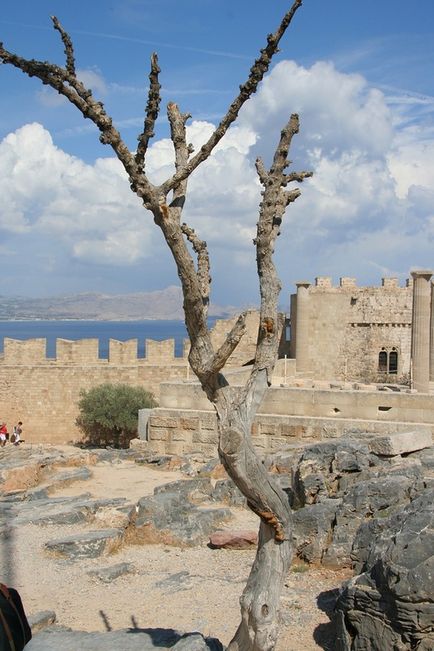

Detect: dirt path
[3, 456, 350, 650]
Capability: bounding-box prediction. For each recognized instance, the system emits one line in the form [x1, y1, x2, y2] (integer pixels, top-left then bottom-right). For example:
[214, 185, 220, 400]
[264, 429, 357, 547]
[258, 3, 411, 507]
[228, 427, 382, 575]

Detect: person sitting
[12, 422, 23, 446]
[0, 422, 8, 447]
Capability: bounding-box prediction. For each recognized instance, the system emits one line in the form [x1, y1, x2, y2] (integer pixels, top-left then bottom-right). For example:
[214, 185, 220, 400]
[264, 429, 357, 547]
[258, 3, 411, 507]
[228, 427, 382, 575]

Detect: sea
[0, 320, 197, 358]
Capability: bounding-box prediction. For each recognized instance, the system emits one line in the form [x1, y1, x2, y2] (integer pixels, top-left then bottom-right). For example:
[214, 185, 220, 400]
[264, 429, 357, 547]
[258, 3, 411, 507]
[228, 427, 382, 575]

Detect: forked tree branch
[166, 101, 193, 208]
[1, 6, 312, 650]
[0, 25, 157, 204]
[246, 114, 311, 387]
[159, 0, 303, 196]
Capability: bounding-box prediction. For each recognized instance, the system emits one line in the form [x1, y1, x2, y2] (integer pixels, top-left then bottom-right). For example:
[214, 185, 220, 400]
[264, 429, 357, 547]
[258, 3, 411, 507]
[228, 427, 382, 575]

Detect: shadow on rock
[26, 625, 225, 650]
[312, 588, 340, 651]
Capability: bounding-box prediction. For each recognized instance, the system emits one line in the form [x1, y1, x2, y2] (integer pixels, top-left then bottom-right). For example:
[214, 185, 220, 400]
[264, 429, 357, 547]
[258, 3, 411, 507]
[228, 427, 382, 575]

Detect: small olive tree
[76, 383, 157, 448]
[1, 3, 311, 648]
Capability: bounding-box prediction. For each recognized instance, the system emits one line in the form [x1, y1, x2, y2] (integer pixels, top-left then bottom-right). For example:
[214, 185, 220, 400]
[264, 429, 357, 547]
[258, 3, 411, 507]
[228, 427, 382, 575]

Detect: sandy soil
[2, 455, 350, 650]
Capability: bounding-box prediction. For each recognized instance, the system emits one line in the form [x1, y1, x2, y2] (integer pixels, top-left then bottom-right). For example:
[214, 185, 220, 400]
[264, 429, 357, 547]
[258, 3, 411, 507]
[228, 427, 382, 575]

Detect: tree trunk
[214, 372, 293, 651]
[227, 522, 292, 651]
[0, 6, 308, 649]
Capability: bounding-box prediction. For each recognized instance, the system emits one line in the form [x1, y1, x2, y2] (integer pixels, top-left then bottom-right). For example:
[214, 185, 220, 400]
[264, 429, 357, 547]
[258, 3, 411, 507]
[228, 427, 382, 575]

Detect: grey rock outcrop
[88, 562, 134, 583]
[134, 479, 232, 546]
[210, 479, 246, 507]
[289, 437, 430, 567]
[334, 489, 434, 650]
[5, 493, 128, 527]
[45, 528, 124, 559]
[26, 628, 224, 650]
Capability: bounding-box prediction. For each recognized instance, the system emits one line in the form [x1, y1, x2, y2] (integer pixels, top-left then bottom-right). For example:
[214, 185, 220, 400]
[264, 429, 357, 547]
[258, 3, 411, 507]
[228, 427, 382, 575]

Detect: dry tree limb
[180, 223, 211, 315]
[210, 313, 248, 374]
[159, 0, 304, 195]
[0, 6, 312, 648]
[51, 15, 75, 76]
[167, 102, 192, 210]
[0, 20, 156, 204]
[135, 53, 162, 171]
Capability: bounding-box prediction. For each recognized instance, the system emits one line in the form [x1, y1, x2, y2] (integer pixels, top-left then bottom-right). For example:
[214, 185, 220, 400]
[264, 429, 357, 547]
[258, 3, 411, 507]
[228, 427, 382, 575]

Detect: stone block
[259, 423, 280, 437]
[280, 424, 304, 438]
[252, 437, 267, 449]
[368, 430, 432, 456]
[149, 415, 177, 428]
[179, 417, 199, 430]
[269, 437, 289, 451]
[192, 430, 217, 445]
[200, 413, 217, 431]
[200, 444, 218, 457]
[170, 429, 191, 443]
[129, 438, 150, 451]
[148, 428, 169, 441]
[167, 442, 187, 455]
[251, 422, 260, 436]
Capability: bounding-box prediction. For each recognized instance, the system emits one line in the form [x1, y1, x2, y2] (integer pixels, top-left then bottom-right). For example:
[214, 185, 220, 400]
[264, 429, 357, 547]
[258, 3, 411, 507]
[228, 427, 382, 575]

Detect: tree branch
[159, 0, 303, 196]
[255, 158, 268, 185]
[0, 25, 157, 205]
[210, 312, 247, 373]
[135, 53, 162, 171]
[167, 102, 193, 208]
[51, 15, 75, 76]
[180, 223, 211, 317]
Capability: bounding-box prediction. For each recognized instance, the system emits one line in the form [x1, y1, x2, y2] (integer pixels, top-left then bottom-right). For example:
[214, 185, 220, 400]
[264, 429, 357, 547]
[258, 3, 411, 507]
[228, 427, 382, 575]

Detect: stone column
[411, 270, 433, 392]
[295, 281, 311, 374]
[431, 281, 434, 382]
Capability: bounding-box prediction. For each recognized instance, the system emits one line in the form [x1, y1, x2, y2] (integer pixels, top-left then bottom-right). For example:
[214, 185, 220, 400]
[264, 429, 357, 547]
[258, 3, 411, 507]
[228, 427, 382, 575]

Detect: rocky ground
[0, 443, 350, 650]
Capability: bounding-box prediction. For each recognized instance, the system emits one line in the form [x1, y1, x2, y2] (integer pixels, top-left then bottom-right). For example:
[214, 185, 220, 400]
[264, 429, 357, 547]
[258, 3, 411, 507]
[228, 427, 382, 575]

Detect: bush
[76, 383, 157, 448]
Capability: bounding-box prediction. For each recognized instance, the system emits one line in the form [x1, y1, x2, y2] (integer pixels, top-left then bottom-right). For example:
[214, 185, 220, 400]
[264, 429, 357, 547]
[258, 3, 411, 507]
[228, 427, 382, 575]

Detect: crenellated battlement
[1, 337, 191, 365]
[0, 313, 264, 444]
[313, 276, 412, 289]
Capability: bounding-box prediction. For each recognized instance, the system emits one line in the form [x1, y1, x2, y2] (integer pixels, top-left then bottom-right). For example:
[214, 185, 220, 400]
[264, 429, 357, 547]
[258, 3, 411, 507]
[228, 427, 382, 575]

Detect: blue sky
[0, 1, 434, 308]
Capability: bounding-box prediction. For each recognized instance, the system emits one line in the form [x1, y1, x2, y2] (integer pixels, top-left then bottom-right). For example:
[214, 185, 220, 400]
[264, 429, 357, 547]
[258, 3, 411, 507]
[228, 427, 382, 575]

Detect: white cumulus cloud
[1, 58, 434, 300]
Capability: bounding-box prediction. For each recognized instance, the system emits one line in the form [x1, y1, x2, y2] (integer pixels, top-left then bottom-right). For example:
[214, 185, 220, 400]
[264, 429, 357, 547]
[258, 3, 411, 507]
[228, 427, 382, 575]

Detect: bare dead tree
[0, 3, 312, 649]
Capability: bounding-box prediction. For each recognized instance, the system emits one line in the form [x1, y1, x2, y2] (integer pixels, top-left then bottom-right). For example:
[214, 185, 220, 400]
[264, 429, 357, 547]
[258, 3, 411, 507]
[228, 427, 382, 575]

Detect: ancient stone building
[2, 272, 434, 447]
[289, 276, 414, 384]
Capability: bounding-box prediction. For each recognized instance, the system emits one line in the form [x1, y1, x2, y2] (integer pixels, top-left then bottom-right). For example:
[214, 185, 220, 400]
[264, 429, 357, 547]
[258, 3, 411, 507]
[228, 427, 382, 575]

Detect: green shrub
[76, 383, 157, 448]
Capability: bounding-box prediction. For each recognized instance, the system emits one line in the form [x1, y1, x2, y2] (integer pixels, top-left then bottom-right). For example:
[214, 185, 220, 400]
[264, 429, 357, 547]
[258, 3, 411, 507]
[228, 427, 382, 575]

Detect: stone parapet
[147, 404, 433, 456]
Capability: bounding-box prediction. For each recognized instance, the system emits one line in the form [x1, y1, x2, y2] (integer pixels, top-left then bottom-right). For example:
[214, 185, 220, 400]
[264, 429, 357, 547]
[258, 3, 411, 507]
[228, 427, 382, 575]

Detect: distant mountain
[0, 286, 241, 321]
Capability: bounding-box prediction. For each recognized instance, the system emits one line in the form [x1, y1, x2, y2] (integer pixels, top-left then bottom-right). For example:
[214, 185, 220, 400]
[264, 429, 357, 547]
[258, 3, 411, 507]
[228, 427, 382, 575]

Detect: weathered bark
[0, 3, 311, 649]
[214, 373, 293, 651]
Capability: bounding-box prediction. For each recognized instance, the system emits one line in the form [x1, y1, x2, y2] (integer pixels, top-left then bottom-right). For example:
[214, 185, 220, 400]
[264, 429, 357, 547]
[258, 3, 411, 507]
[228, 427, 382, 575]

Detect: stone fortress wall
[0, 312, 263, 444]
[3, 274, 434, 450]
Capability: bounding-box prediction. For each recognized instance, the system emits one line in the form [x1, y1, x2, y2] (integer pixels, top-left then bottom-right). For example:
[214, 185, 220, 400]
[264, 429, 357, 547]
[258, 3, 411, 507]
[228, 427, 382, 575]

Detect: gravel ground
[1, 454, 351, 650]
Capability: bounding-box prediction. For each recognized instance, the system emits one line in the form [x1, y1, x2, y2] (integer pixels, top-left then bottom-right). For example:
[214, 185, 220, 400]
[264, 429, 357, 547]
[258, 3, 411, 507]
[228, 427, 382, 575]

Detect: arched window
[378, 348, 399, 374]
[389, 349, 398, 374]
[378, 350, 388, 372]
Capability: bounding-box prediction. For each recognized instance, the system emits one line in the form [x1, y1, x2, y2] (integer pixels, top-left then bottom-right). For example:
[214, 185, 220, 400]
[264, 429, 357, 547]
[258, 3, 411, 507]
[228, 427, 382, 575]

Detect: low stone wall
[145, 381, 434, 455]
